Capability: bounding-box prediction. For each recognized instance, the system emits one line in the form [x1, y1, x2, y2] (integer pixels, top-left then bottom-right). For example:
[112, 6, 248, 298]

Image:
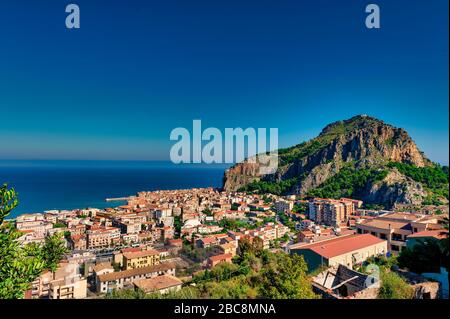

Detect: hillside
[223, 115, 449, 208]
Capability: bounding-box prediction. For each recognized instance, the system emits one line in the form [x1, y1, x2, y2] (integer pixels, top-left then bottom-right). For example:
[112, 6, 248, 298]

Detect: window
[380, 233, 387, 240]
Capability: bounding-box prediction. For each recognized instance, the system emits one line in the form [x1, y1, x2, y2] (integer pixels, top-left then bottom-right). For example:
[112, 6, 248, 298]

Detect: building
[214, 242, 237, 256]
[133, 275, 182, 294]
[96, 262, 176, 293]
[86, 227, 121, 249]
[290, 234, 387, 271]
[67, 234, 87, 250]
[93, 262, 114, 279]
[406, 230, 449, 249]
[116, 221, 141, 234]
[312, 264, 379, 299]
[206, 253, 233, 268]
[123, 249, 160, 270]
[355, 212, 435, 253]
[309, 198, 354, 227]
[274, 200, 294, 213]
[33, 262, 87, 299]
[48, 276, 87, 299]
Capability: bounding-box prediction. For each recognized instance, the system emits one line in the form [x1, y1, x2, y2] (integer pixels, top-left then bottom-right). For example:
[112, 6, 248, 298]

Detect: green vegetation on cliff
[387, 162, 449, 203]
[239, 177, 299, 195]
[306, 165, 389, 199]
[277, 116, 385, 166]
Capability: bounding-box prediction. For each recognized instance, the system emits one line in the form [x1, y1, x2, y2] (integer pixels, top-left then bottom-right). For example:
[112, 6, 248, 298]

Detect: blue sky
[0, 0, 448, 164]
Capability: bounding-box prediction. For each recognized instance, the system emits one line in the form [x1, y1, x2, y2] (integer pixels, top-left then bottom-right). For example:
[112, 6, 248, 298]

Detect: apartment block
[86, 227, 121, 249]
[97, 262, 176, 293]
[309, 198, 355, 227]
[123, 249, 160, 270]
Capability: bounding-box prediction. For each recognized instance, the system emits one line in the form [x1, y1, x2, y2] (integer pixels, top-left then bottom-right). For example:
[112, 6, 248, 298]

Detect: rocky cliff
[223, 115, 448, 208]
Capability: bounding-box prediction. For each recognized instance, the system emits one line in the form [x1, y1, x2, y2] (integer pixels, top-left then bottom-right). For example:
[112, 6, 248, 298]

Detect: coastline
[1, 160, 230, 218]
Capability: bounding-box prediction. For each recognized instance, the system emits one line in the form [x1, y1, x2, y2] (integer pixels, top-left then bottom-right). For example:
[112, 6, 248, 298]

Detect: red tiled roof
[407, 230, 448, 240]
[123, 249, 159, 259]
[292, 234, 385, 259]
[208, 253, 232, 262]
[200, 237, 216, 244]
[121, 247, 142, 253]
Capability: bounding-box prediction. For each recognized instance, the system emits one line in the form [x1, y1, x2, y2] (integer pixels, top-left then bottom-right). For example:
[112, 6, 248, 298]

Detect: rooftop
[134, 275, 182, 293]
[407, 230, 448, 240]
[208, 253, 233, 262]
[123, 249, 160, 259]
[291, 234, 386, 259]
[98, 262, 175, 282]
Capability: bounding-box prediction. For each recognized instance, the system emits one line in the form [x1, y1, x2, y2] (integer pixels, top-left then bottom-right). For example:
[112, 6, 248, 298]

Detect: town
[11, 187, 449, 299]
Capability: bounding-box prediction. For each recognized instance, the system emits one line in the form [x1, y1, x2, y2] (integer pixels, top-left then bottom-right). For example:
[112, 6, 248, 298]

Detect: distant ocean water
[0, 160, 231, 218]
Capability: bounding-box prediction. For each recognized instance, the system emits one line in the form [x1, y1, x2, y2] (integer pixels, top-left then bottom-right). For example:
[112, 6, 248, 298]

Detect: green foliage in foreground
[359, 256, 414, 299]
[0, 183, 67, 299]
[397, 239, 446, 274]
[397, 219, 449, 275]
[107, 237, 319, 299]
[378, 270, 414, 299]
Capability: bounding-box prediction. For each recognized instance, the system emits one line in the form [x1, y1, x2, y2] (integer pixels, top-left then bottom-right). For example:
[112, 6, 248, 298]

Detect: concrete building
[96, 262, 176, 293]
[355, 212, 436, 253]
[86, 227, 121, 249]
[206, 253, 233, 268]
[48, 276, 87, 299]
[123, 249, 160, 270]
[406, 230, 448, 249]
[274, 200, 294, 213]
[309, 198, 354, 227]
[133, 275, 182, 294]
[33, 262, 87, 299]
[290, 234, 387, 271]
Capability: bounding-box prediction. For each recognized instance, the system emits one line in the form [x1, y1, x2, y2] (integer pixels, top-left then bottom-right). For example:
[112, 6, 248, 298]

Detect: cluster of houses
[14, 188, 448, 299]
[15, 188, 290, 298]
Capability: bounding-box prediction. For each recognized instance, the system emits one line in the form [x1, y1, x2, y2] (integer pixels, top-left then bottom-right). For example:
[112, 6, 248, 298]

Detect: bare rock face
[223, 161, 262, 192]
[222, 115, 439, 207]
[362, 169, 427, 207]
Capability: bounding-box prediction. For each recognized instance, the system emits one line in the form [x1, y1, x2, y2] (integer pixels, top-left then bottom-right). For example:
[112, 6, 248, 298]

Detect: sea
[0, 160, 231, 218]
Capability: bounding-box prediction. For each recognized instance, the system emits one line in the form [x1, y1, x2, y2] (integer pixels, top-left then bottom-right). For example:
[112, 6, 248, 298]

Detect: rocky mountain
[223, 115, 449, 208]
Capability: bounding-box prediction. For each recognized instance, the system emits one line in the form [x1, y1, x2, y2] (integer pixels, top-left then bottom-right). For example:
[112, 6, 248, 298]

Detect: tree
[0, 183, 67, 298]
[42, 233, 68, 271]
[398, 239, 443, 274]
[259, 253, 318, 299]
[0, 183, 18, 224]
[237, 237, 263, 260]
[378, 270, 414, 299]
[0, 184, 45, 298]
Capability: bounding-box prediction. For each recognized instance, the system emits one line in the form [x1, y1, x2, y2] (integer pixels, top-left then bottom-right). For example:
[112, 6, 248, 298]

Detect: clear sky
[0, 0, 448, 164]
